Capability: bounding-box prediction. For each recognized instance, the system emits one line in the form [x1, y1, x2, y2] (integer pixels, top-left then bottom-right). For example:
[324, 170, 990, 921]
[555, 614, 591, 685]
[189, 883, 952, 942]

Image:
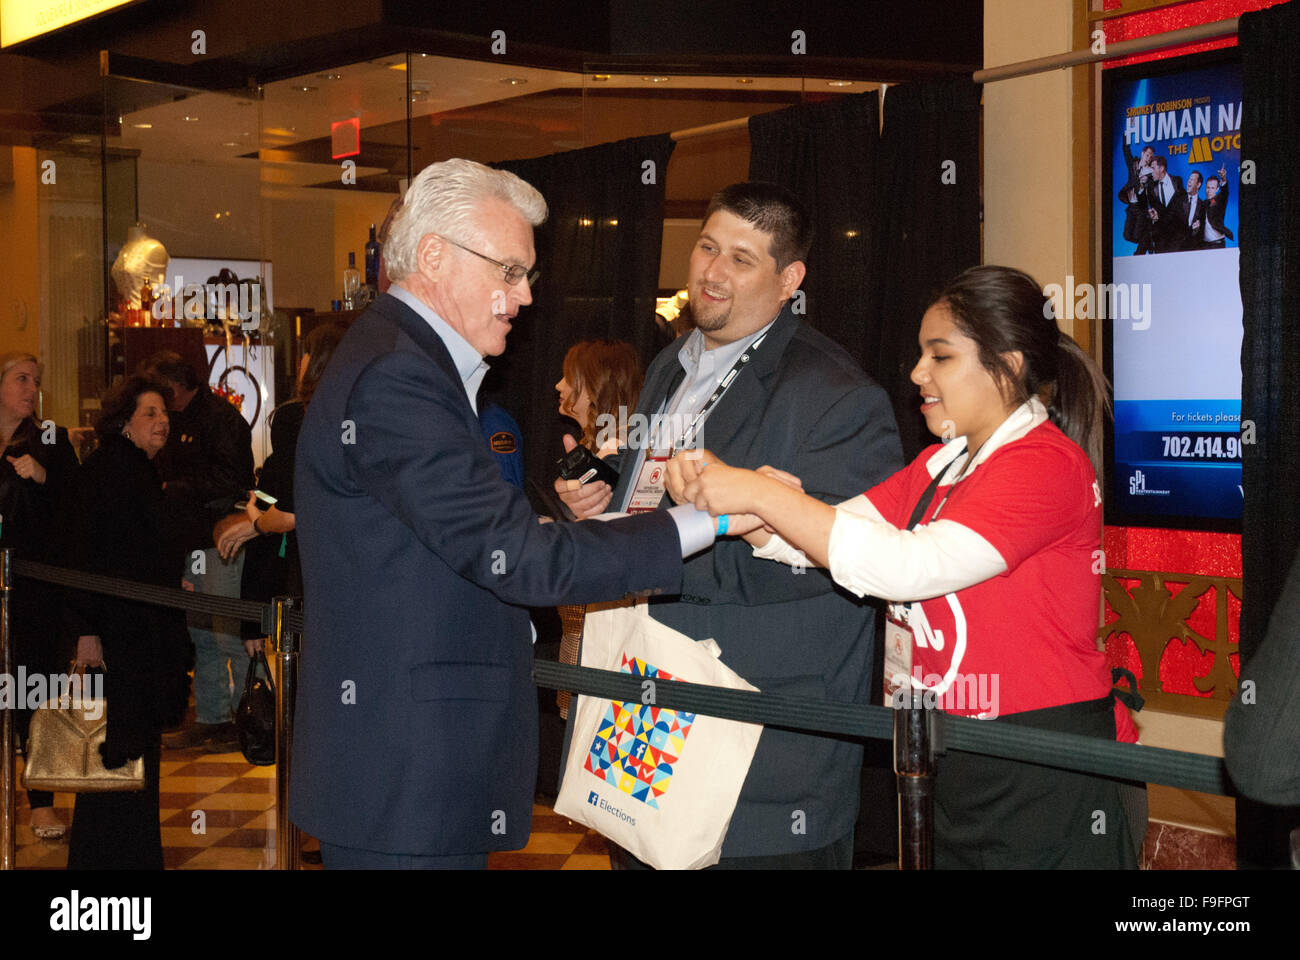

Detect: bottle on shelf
[139, 277, 154, 327]
[365, 223, 381, 290]
[342, 251, 361, 310]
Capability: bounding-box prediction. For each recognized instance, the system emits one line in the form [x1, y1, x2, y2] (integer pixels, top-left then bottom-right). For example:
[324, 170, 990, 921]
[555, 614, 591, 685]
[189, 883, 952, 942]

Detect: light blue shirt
[616, 321, 777, 554]
[389, 284, 490, 414]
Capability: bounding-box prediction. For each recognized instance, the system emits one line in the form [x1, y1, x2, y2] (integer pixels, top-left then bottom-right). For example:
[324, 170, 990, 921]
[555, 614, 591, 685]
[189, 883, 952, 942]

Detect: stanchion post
[894, 688, 936, 869]
[1, 550, 15, 870]
[271, 596, 302, 870]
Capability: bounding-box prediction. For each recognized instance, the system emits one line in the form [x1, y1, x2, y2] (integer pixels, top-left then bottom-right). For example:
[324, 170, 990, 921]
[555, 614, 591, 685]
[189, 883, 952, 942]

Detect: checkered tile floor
[13, 750, 611, 870]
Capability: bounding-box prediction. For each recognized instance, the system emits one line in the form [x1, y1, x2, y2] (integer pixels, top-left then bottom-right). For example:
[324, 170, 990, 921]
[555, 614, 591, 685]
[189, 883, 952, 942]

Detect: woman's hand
[74, 634, 103, 668]
[6, 454, 46, 484]
[214, 513, 257, 560]
[553, 434, 612, 519]
[245, 497, 264, 526]
[757, 465, 803, 493]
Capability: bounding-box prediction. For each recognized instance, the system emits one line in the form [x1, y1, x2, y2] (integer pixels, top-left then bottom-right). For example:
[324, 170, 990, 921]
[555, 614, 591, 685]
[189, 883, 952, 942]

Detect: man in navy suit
[290, 159, 717, 868]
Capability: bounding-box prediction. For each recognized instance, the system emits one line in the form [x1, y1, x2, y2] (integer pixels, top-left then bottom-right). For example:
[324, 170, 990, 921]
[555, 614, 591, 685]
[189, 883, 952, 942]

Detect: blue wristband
[716, 514, 730, 537]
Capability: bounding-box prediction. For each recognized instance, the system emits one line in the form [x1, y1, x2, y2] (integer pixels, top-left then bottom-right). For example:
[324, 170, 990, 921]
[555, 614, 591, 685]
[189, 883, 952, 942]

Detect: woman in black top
[220, 323, 346, 603]
[0, 352, 80, 839]
[59, 375, 190, 869]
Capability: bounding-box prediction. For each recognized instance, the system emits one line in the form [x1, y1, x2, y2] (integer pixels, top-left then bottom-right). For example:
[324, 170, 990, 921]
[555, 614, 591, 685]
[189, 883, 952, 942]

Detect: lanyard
[668, 329, 769, 451]
[904, 441, 985, 529]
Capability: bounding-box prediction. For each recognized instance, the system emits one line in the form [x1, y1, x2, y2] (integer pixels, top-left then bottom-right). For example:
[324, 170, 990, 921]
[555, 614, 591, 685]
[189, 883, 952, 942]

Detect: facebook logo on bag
[587, 791, 599, 806]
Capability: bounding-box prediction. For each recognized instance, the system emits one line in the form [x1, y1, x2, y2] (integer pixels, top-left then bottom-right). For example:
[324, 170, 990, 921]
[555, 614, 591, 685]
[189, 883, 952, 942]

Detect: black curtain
[871, 79, 982, 462]
[748, 81, 981, 463]
[1236, 0, 1300, 869]
[491, 134, 675, 499]
[749, 92, 882, 368]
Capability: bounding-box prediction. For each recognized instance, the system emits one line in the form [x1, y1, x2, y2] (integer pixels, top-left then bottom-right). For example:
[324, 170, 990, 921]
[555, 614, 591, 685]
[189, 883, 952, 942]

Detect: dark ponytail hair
[933, 265, 1112, 476]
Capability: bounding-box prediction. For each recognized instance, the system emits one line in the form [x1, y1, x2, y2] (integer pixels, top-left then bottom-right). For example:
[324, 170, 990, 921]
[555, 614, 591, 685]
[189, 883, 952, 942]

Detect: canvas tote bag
[555, 601, 762, 869]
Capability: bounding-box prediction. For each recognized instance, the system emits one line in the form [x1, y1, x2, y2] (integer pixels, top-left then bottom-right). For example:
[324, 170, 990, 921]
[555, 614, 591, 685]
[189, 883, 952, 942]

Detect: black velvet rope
[7, 557, 1234, 797]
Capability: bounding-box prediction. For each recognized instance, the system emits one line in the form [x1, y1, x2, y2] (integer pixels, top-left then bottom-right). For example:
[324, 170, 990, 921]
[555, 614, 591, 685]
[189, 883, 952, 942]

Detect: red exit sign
[331, 118, 361, 159]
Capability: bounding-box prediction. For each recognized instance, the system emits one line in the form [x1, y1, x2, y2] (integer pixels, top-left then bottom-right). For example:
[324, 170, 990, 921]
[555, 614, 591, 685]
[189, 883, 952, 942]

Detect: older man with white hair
[290, 159, 717, 868]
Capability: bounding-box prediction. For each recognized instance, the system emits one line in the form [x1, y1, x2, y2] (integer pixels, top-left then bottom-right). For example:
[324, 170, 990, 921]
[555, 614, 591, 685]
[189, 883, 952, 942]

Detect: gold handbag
[21, 662, 145, 793]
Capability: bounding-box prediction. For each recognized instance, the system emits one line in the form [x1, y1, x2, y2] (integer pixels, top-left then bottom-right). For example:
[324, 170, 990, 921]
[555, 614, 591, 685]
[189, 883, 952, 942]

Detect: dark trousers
[67, 737, 163, 870]
[609, 832, 855, 870]
[934, 697, 1141, 869]
[320, 842, 488, 870]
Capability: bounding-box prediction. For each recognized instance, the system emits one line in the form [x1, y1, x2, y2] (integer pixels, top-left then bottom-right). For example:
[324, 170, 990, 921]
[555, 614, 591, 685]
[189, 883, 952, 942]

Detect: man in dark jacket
[291, 159, 708, 868]
[143, 351, 254, 751]
[558, 182, 903, 867]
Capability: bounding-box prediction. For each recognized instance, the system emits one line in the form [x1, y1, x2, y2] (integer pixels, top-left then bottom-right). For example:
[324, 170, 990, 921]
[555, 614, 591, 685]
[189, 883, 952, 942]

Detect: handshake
[552, 435, 803, 539]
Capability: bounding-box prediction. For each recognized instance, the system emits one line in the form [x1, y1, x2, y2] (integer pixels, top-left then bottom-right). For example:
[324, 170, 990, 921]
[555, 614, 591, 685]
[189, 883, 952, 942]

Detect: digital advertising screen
[1103, 51, 1243, 530]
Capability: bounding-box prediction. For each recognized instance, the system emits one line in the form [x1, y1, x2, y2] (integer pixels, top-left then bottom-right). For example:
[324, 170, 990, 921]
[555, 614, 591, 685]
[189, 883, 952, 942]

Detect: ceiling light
[737, 78, 754, 84]
[826, 80, 854, 87]
[222, 141, 239, 147]
[578, 218, 594, 227]
[183, 115, 199, 122]
[322, 73, 343, 81]
[132, 122, 152, 129]
[500, 77, 527, 85]
[591, 74, 611, 81]
[297, 85, 317, 93]
[844, 229, 859, 238]
[642, 76, 670, 83]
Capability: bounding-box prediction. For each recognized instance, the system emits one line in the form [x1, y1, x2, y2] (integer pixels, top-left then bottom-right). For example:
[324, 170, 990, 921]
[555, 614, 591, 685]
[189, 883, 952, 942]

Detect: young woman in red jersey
[669, 265, 1142, 868]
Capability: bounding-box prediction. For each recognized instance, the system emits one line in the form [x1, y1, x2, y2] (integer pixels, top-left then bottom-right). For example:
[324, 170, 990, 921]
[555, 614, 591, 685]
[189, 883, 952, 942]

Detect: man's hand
[6, 455, 46, 484]
[666, 448, 723, 505]
[553, 434, 612, 519]
[243, 637, 264, 656]
[214, 512, 257, 560]
[680, 460, 772, 518]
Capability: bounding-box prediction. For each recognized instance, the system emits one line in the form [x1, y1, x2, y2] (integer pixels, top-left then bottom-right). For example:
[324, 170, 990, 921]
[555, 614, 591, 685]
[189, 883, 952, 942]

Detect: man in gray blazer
[560, 182, 902, 867]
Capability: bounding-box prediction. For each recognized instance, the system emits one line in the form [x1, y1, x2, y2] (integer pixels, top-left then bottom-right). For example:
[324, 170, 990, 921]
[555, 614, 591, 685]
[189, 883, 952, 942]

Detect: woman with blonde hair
[0, 352, 79, 840]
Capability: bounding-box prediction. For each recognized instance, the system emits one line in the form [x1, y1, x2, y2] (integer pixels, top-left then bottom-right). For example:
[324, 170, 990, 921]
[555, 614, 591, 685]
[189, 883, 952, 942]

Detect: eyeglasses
[438, 235, 540, 287]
